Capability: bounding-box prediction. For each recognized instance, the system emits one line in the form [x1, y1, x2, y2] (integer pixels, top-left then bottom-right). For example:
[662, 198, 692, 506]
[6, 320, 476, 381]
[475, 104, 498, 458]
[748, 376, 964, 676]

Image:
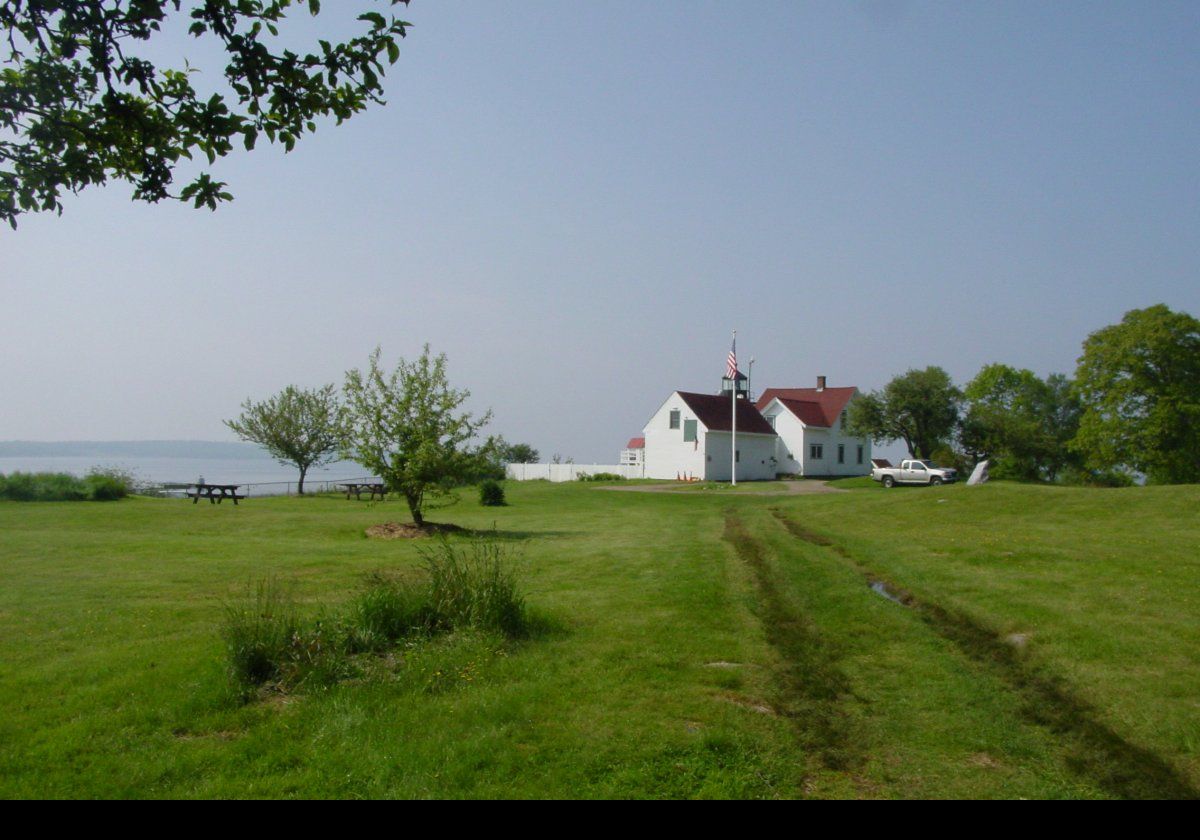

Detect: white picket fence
[505, 463, 645, 482]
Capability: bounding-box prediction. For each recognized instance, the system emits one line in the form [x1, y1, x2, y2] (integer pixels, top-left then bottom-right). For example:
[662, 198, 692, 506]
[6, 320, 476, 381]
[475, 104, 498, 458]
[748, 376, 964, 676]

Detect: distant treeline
[0, 441, 270, 459]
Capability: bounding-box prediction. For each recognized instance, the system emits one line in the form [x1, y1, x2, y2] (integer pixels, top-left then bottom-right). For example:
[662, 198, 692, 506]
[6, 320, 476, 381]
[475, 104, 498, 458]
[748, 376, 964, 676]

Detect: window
[857, 445, 864, 465]
[810, 444, 824, 460]
[837, 444, 845, 464]
[683, 419, 697, 442]
[669, 409, 680, 430]
[735, 450, 741, 463]
[767, 414, 776, 429]
[840, 410, 847, 427]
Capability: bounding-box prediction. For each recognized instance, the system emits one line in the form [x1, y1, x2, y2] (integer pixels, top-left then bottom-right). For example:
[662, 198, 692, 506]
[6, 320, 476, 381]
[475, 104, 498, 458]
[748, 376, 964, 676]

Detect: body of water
[0, 456, 377, 495]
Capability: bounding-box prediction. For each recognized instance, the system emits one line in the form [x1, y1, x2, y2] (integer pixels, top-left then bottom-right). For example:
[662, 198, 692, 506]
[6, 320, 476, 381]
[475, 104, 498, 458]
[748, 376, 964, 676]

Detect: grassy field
[1, 480, 1197, 798]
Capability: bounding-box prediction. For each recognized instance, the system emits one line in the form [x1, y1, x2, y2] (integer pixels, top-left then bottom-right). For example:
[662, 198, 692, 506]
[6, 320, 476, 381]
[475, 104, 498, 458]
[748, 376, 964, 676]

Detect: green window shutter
[683, 419, 698, 442]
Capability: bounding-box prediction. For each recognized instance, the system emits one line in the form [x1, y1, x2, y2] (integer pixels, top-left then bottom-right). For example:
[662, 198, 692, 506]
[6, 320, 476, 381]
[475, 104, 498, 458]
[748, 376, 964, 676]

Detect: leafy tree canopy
[224, 382, 344, 494]
[342, 345, 496, 527]
[961, 363, 1080, 481]
[0, 0, 410, 227]
[1072, 304, 1200, 484]
[502, 442, 539, 464]
[846, 366, 960, 459]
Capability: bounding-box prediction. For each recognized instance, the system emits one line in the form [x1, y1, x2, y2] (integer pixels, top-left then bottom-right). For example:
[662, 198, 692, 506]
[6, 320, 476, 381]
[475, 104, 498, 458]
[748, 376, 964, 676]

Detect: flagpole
[731, 330, 737, 486]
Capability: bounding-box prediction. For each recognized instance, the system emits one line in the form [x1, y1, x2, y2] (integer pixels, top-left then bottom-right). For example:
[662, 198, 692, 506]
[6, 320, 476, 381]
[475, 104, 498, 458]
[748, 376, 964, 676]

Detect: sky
[2, 1, 1198, 462]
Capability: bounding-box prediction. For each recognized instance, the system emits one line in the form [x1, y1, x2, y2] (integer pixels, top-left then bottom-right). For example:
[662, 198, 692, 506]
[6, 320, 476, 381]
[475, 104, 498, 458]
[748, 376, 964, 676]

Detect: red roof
[757, 386, 857, 427]
[625, 437, 645, 449]
[676, 392, 777, 436]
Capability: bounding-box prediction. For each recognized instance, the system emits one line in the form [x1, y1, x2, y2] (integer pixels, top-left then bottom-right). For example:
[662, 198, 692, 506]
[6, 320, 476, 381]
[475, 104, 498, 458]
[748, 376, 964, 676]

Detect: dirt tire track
[722, 511, 864, 774]
[769, 508, 1199, 800]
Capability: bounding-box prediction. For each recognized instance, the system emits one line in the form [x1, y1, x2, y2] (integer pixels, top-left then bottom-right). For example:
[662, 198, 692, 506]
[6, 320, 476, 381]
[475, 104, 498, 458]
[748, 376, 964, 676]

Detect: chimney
[817, 376, 826, 392]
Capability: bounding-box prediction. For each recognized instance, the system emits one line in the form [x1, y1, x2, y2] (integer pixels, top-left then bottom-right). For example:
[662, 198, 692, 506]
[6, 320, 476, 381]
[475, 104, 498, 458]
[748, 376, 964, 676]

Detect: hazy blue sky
[2, 1, 1197, 462]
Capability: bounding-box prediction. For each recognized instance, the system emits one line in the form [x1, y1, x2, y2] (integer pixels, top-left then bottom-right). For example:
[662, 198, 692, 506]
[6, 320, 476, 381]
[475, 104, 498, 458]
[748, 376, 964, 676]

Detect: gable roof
[676, 392, 777, 436]
[625, 437, 645, 449]
[757, 386, 857, 427]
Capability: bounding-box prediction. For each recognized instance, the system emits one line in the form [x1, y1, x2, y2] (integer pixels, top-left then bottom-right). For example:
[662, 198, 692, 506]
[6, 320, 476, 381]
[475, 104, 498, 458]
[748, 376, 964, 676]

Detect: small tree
[225, 384, 344, 494]
[846, 367, 960, 459]
[342, 345, 495, 527]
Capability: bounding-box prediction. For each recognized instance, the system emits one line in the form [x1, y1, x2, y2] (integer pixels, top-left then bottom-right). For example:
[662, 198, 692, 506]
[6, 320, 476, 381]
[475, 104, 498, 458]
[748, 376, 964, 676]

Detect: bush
[84, 467, 134, 500]
[0, 471, 85, 501]
[479, 479, 506, 506]
[0, 469, 134, 501]
[576, 472, 626, 482]
[1060, 466, 1136, 488]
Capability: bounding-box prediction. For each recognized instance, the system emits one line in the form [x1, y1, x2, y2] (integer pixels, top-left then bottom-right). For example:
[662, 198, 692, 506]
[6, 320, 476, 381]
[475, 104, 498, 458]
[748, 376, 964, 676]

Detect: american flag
[726, 334, 738, 379]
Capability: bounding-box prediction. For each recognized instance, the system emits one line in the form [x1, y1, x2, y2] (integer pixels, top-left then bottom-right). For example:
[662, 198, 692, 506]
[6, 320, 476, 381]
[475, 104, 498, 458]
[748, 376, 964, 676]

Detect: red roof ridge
[757, 386, 858, 427]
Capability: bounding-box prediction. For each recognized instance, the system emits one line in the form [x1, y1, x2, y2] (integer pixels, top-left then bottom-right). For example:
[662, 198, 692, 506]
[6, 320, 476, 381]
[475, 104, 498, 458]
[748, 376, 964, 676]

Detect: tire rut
[769, 508, 1199, 800]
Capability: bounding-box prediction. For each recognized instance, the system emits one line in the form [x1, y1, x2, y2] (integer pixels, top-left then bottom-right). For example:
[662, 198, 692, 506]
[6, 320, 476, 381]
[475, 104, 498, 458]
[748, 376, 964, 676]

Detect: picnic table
[185, 483, 245, 505]
[338, 482, 387, 501]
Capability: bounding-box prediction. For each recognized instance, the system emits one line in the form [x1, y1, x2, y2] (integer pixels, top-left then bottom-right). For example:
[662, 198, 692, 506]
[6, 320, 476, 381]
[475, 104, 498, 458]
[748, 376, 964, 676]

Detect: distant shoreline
[0, 440, 269, 459]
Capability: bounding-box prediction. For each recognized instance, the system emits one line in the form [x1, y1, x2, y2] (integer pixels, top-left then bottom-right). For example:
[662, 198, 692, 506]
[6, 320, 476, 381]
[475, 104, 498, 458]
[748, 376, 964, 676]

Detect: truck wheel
[882, 475, 895, 488]
[931, 476, 943, 486]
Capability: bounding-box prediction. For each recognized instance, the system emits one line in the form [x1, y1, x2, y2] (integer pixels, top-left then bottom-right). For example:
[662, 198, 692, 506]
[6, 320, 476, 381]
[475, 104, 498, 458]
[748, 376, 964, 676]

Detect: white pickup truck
[871, 459, 958, 488]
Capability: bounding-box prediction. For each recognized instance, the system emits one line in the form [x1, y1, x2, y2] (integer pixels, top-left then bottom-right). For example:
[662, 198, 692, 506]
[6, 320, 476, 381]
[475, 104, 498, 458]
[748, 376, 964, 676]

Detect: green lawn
[0, 481, 1197, 798]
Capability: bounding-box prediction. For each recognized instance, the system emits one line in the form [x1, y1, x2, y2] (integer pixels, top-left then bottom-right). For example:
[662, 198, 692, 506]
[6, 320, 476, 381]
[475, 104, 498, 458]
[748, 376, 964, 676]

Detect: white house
[619, 437, 645, 466]
[756, 377, 871, 477]
[637, 375, 871, 481]
[642, 390, 779, 481]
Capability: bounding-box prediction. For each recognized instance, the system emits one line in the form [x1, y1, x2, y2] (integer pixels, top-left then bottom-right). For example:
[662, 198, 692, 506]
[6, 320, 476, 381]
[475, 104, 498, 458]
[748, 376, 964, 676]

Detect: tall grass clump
[346, 572, 435, 650]
[221, 577, 299, 692]
[422, 539, 529, 638]
[222, 540, 532, 698]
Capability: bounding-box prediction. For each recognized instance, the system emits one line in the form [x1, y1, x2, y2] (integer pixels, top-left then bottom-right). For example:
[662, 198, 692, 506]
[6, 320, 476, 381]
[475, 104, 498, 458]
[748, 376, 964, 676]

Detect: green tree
[0, 1, 411, 227]
[1072, 305, 1200, 484]
[846, 367, 960, 459]
[342, 345, 496, 527]
[225, 383, 344, 494]
[961, 364, 1080, 481]
[502, 442, 539, 464]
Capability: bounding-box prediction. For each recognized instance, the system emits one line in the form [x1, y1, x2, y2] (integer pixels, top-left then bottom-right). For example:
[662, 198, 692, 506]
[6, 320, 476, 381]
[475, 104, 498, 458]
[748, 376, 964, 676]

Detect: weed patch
[220, 539, 533, 700]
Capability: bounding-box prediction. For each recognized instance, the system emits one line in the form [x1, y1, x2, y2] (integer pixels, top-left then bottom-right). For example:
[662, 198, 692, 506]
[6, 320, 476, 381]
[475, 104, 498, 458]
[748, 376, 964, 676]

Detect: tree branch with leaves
[0, 0, 411, 227]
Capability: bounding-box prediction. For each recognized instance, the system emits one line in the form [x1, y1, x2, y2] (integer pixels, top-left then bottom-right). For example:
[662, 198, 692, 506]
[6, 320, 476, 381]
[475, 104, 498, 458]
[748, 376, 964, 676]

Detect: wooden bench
[338, 482, 386, 501]
[185, 484, 246, 505]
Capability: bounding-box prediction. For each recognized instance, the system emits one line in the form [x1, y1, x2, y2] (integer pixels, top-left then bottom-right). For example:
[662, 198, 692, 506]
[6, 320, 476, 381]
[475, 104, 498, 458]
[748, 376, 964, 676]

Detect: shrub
[221, 578, 299, 692]
[84, 467, 134, 500]
[1060, 466, 1136, 488]
[0, 471, 85, 501]
[479, 479, 506, 506]
[422, 539, 528, 638]
[0, 469, 134, 501]
[576, 472, 626, 482]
